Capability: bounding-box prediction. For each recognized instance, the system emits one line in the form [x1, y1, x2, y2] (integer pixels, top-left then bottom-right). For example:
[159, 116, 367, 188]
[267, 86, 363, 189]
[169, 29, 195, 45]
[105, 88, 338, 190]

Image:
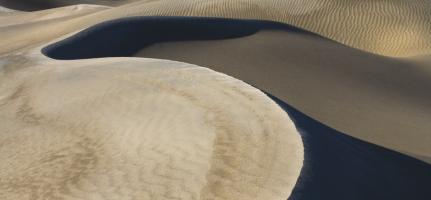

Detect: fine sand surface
[0, 56, 303, 200]
[43, 16, 431, 164]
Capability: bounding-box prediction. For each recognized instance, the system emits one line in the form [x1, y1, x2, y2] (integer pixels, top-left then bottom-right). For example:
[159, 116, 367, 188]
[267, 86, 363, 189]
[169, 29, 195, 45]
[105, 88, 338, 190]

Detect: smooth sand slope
[0, 56, 303, 200]
[43, 16, 431, 164]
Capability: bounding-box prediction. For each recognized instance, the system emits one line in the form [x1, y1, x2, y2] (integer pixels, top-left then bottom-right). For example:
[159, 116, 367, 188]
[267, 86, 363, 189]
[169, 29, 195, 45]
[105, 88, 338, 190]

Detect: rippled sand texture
[0, 58, 303, 200]
[1, 0, 431, 56]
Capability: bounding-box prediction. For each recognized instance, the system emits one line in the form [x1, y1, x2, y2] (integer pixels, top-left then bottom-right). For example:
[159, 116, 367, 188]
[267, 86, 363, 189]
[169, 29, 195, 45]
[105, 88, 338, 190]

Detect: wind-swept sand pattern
[0, 57, 303, 199]
[1, 0, 431, 56]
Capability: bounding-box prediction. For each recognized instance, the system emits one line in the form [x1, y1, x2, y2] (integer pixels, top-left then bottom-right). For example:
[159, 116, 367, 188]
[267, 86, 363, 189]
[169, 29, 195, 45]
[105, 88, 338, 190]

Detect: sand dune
[0, 0, 430, 199]
[0, 57, 303, 200]
[137, 31, 431, 161]
[1, 0, 430, 56]
[42, 16, 431, 163]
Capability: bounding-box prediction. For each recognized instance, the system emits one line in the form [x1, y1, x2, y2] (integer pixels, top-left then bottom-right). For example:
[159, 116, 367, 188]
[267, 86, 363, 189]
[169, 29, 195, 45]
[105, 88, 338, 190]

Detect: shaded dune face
[41, 17, 431, 200]
[0, 59, 303, 200]
[43, 17, 309, 60]
[268, 95, 431, 200]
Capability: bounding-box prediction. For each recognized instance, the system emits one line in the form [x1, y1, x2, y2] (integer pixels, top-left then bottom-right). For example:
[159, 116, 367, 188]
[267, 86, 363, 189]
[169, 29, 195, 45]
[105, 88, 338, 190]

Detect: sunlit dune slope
[0, 57, 303, 200]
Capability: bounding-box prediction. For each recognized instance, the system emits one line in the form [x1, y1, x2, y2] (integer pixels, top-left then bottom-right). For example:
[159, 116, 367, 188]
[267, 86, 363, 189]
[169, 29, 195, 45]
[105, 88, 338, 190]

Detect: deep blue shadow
[42, 16, 311, 59]
[41, 16, 431, 200]
[266, 94, 431, 200]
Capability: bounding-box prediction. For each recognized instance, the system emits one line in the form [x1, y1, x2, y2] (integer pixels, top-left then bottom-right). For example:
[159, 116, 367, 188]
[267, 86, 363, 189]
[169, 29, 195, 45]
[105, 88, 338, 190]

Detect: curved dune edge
[269, 95, 431, 200]
[0, 56, 304, 200]
[32, 16, 431, 199]
[41, 16, 431, 164]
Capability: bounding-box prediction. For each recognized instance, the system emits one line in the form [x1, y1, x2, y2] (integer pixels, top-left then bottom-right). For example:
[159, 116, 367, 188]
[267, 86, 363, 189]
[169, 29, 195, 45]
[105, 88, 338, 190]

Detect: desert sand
[135, 29, 431, 164]
[1, 0, 431, 56]
[0, 56, 303, 199]
[41, 15, 431, 164]
[0, 0, 430, 199]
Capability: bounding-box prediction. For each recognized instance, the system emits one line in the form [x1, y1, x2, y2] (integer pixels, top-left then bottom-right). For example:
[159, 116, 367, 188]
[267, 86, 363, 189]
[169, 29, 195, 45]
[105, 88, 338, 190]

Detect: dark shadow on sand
[267, 94, 431, 200]
[41, 16, 431, 200]
[42, 16, 310, 59]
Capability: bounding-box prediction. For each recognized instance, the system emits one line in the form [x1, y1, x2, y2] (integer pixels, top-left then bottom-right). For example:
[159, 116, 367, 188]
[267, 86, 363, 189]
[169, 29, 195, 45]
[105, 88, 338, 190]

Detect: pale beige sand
[0, 55, 303, 199]
[135, 30, 431, 163]
[0, 3, 308, 199]
[0, 0, 430, 56]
